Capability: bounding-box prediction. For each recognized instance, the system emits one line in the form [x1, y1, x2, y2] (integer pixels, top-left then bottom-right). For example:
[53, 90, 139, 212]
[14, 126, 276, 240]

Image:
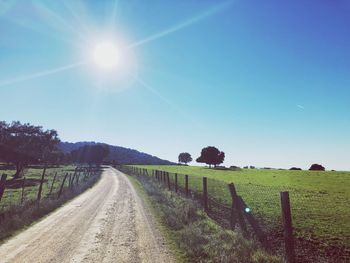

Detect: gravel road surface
[0, 167, 175, 263]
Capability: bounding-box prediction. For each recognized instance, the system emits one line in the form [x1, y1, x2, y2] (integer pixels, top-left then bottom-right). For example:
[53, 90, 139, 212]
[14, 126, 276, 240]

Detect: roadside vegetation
[0, 121, 108, 242]
[135, 165, 350, 260]
[0, 164, 101, 242]
[131, 172, 282, 263]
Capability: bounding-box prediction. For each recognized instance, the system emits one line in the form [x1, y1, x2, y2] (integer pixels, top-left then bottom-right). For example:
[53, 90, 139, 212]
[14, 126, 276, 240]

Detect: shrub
[230, 165, 241, 171]
[290, 167, 302, 171]
[214, 166, 228, 170]
[309, 164, 325, 171]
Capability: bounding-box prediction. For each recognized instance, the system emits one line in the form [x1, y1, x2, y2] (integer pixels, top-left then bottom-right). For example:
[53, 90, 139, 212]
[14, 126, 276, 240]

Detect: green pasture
[134, 165, 350, 249]
[0, 165, 76, 211]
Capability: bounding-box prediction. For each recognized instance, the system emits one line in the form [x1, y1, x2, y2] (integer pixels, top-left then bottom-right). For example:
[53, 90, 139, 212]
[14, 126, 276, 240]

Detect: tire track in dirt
[0, 168, 175, 263]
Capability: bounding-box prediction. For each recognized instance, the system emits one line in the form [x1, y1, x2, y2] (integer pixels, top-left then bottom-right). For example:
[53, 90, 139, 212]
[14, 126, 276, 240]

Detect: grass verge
[129, 173, 282, 263]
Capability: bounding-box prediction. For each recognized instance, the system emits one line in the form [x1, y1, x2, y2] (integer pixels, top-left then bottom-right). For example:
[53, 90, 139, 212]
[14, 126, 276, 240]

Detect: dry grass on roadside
[135, 175, 282, 263]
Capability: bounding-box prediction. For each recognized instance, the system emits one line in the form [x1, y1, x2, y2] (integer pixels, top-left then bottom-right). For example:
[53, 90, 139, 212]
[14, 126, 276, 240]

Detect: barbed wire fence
[118, 165, 350, 263]
[0, 166, 100, 214]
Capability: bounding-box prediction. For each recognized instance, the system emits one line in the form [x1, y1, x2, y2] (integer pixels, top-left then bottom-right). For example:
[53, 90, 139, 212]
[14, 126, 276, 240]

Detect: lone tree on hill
[71, 144, 110, 166]
[178, 152, 192, 164]
[0, 121, 60, 178]
[196, 146, 225, 168]
[309, 164, 325, 171]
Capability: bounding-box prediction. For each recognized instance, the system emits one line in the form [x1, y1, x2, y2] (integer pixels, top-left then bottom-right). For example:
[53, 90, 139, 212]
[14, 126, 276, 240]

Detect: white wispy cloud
[297, 104, 305, 110]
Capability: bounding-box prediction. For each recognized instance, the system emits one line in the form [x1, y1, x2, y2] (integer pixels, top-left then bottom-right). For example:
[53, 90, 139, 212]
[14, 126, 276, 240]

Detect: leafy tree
[178, 152, 192, 164]
[290, 167, 302, 171]
[0, 121, 60, 178]
[196, 146, 225, 168]
[309, 164, 325, 171]
[45, 150, 66, 166]
[71, 144, 109, 165]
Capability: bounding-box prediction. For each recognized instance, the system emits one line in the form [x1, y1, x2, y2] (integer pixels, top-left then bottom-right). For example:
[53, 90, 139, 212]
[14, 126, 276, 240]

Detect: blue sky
[1, 0, 349, 170]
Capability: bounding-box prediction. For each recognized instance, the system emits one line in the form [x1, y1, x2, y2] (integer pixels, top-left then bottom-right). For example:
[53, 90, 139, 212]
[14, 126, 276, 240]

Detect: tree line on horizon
[0, 121, 328, 178]
[178, 148, 327, 171]
[0, 121, 111, 178]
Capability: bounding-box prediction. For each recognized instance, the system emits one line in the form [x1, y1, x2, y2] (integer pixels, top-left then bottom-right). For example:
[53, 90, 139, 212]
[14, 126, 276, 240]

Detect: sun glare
[93, 41, 119, 69]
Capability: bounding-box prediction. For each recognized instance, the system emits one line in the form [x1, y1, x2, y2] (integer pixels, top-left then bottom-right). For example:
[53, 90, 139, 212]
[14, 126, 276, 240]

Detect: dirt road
[0, 168, 175, 263]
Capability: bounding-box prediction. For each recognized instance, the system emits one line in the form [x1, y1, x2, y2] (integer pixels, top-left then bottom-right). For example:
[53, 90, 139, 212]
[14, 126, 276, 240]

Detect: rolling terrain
[59, 142, 174, 165]
[135, 165, 350, 261]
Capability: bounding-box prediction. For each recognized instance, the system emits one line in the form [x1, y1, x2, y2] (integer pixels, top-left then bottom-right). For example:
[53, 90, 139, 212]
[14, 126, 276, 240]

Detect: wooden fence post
[228, 183, 237, 229]
[185, 175, 189, 197]
[280, 191, 295, 263]
[228, 183, 247, 234]
[72, 168, 78, 186]
[0, 174, 7, 202]
[235, 195, 248, 235]
[83, 168, 87, 180]
[167, 172, 171, 190]
[21, 177, 26, 204]
[175, 173, 178, 193]
[203, 177, 208, 212]
[71, 170, 77, 189]
[68, 174, 72, 188]
[37, 167, 47, 203]
[76, 171, 80, 185]
[49, 172, 57, 196]
[238, 196, 267, 247]
[58, 173, 68, 198]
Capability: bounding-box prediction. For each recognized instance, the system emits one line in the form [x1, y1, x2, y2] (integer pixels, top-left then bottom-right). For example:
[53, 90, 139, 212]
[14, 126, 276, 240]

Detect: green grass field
[135, 165, 350, 251]
[0, 165, 76, 211]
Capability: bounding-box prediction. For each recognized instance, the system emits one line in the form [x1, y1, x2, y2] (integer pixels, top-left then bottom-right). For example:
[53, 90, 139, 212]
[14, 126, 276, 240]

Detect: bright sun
[93, 41, 119, 69]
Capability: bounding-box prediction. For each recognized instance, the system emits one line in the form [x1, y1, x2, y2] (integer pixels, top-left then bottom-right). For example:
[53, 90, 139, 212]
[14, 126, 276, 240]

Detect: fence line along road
[118, 165, 349, 263]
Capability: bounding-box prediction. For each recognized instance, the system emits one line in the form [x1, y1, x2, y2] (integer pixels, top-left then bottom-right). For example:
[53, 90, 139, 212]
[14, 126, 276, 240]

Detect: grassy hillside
[135, 165, 350, 258]
[59, 141, 175, 165]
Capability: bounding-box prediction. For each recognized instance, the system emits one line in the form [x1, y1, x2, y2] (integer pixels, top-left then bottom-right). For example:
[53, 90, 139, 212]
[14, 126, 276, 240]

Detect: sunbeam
[134, 76, 204, 130]
[62, 0, 94, 36]
[0, 62, 85, 88]
[33, 1, 88, 43]
[110, 0, 120, 29]
[128, 0, 234, 49]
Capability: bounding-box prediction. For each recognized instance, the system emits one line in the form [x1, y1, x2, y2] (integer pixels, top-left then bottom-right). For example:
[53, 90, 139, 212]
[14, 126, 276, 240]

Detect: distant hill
[58, 141, 175, 165]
